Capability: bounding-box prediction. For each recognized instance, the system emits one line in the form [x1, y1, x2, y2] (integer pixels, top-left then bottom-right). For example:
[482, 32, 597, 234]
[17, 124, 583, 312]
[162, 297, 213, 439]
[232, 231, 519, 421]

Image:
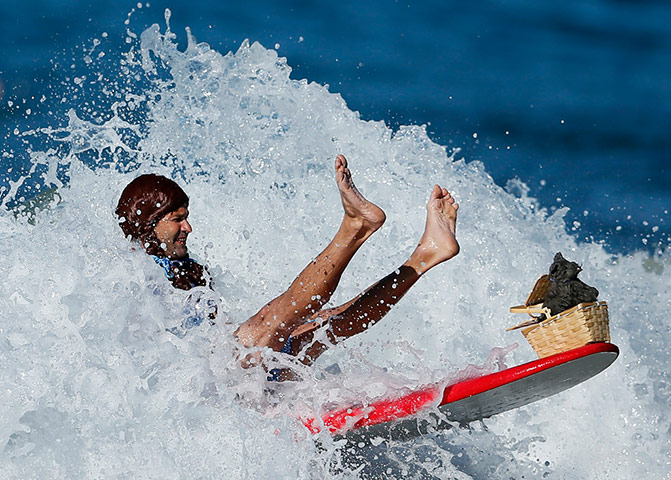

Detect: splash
[1, 13, 669, 479]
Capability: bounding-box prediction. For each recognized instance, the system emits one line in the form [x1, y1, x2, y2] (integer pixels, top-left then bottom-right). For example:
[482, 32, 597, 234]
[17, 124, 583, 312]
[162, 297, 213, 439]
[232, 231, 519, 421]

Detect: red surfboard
[301, 342, 619, 435]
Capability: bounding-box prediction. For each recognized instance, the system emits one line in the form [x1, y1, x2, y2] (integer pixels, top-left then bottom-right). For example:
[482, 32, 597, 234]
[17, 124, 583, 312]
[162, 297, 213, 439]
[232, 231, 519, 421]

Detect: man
[116, 155, 459, 375]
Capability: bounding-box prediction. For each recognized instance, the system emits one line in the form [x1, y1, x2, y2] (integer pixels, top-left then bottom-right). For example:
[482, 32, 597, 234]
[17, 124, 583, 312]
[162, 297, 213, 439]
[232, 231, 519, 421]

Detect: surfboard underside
[440, 343, 619, 423]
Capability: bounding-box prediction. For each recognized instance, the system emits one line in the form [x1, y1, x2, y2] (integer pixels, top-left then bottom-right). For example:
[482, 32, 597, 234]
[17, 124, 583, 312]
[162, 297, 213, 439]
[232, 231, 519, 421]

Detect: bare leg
[235, 155, 386, 352]
[289, 185, 459, 365]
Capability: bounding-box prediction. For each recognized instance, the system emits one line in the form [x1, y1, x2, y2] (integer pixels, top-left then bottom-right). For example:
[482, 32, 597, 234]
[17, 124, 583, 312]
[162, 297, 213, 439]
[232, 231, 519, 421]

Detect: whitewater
[1, 13, 669, 479]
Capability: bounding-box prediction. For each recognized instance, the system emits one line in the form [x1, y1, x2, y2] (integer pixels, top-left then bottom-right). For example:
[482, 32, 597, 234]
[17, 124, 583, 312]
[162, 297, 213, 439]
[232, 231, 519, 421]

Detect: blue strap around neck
[152, 255, 196, 280]
[152, 255, 176, 279]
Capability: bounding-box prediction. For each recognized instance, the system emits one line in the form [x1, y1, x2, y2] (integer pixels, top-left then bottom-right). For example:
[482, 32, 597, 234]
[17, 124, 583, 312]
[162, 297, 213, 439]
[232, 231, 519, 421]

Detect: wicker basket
[508, 275, 611, 358]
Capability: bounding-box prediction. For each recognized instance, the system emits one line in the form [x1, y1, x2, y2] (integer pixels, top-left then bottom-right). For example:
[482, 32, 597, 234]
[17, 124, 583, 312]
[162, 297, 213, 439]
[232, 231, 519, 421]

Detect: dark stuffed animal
[542, 252, 599, 317]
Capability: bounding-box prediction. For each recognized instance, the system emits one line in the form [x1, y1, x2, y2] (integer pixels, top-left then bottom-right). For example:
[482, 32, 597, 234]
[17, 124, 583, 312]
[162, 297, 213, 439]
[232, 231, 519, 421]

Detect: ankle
[404, 252, 433, 275]
[339, 216, 373, 245]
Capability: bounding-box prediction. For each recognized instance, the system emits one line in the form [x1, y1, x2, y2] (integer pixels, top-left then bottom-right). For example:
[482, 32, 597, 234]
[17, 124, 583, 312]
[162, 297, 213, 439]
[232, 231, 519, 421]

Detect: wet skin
[153, 206, 192, 260]
[235, 155, 460, 373]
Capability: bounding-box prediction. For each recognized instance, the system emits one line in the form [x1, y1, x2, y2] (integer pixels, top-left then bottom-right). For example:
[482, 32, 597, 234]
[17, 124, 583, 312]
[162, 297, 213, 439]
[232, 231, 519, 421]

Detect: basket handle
[510, 303, 552, 318]
[507, 303, 553, 331]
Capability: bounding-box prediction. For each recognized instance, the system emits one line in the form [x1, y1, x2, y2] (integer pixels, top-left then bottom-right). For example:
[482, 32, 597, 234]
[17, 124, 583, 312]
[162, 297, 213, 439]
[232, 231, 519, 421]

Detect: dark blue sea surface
[1, 0, 669, 253]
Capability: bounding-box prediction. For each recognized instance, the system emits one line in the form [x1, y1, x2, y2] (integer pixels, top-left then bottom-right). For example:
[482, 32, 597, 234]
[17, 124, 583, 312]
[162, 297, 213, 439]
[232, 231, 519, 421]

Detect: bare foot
[335, 154, 386, 236]
[408, 185, 460, 273]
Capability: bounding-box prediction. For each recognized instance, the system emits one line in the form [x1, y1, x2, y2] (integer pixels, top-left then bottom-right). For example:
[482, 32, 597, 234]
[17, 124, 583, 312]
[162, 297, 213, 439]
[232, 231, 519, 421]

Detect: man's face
[153, 206, 192, 259]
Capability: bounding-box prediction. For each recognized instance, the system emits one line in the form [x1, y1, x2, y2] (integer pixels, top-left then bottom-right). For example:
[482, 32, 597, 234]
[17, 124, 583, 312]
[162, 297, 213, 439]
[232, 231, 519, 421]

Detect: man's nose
[181, 220, 192, 233]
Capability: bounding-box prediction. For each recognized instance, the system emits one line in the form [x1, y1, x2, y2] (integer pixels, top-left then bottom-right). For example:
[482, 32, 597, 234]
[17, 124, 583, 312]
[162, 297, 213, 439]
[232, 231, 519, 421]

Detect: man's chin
[166, 247, 188, 260]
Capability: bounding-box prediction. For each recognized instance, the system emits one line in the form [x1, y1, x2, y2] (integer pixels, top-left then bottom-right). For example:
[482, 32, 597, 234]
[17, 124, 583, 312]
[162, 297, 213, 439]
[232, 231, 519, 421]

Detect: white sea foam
[1, 16, 669, 479]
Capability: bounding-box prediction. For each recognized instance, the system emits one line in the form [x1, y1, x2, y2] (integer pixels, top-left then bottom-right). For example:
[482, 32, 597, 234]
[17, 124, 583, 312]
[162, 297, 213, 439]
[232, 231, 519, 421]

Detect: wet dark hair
[116, 174, 209, 290]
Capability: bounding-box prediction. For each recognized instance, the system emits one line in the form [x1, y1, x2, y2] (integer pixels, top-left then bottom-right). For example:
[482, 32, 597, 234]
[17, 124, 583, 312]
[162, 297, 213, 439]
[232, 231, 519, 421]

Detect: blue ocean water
[1, 0, 669, 253]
